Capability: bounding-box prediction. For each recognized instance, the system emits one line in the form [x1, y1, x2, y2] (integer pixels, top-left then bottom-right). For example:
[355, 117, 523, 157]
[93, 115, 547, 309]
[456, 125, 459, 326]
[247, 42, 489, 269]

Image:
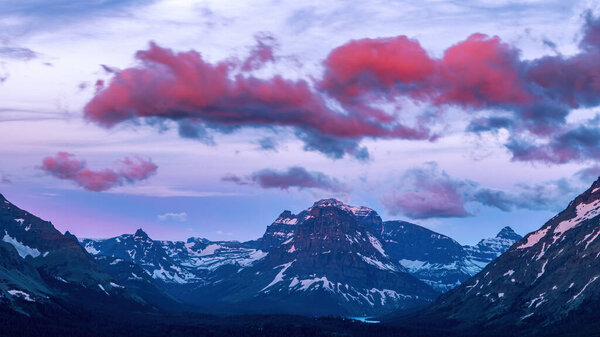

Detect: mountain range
[25, 183, 600, 336]
[77, 198, 520, 316]
[390, 177, 600, 336]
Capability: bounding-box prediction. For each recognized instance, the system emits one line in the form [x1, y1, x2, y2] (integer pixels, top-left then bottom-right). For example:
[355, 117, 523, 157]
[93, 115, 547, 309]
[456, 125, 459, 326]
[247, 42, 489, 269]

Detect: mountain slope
[375, 220, 475, 292]
[403, 178, 600, 334]
[0, 193, 156, 317]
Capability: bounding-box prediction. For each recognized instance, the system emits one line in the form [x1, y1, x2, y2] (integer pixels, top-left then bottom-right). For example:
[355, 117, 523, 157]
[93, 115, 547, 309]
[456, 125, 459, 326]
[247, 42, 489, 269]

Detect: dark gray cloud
[257, 137, 278, 151]
[474, 179, 576, 212]
[507, 125, 600, 163]
[0, 0, 157, 35]
[0, 174, 11, 184]
[0, 46, 39, 61]
[575, 165, 600, 182]
[382, 162, 578, 219]
[223, 166, 349, 193]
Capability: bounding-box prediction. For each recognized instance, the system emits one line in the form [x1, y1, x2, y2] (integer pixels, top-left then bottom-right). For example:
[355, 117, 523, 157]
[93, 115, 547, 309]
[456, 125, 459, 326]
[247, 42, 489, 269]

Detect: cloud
[0, 46, 39, 61]
[382, 162, 577, 219]
[0, 0, 157, 35]
[320, 33, 529, 109]
[319, 13, 600, 164]
[507, 125, 600, 163]
[223, 166, 349, 193]
[41, 152, 157, 191]
[382, 162, 472, 219]
[473, 179, 576, 212]
[575, 165, 600, 182]
[241, 32, 277, 71]
[1, 174, 11, 184]
[83, 40, 433, 161]
[81, 13, 600, 164]
[157, 212, 187, 222]
[256, 136, 278, 151]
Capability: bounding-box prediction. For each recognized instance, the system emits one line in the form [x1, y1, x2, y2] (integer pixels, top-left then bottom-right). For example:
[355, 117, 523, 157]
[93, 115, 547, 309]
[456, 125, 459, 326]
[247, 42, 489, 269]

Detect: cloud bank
[83, 12, 600, 164]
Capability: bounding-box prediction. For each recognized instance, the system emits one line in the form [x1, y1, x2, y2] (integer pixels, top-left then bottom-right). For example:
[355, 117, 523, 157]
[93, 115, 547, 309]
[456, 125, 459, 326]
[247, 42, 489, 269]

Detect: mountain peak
[312, 198, 344, 208]
[134, 228, 149, 239]
[495, 226, 521, 240]
[186, 236, 208, 244]
[64, 230, 78, 242]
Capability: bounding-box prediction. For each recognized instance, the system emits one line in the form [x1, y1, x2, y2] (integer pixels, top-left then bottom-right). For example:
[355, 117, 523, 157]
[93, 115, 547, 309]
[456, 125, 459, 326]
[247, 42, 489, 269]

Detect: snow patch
[2, 231, 41, 258]
[261, 260, 295, 292]
[516, 227, 549, 250]
[98, 284, 109, 295]
[570, 275, 599, 302]
[7, 290, 34, 302]
[110, 282, 124, 288]
[199, 244, 222, 256]
[358, 253, 397, 271]
[553, 200, 600, 242]
[367, 233, 387, 257]
[84, 242, 100, 255]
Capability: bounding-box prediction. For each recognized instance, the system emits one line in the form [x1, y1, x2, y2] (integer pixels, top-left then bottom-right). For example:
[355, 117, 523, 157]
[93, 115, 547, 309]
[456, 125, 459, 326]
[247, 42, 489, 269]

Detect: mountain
[369, 220, 521, 292]
[179, 199, 438, 316]
[401, 178, 600, 335]
[81, 229, 267, 289]
[463, 226, 522, 267]
[78, 198, 519, 316]
[0, 193, 155, 317]
[377, 220, 477, 292]
[81, 229, 200, 284]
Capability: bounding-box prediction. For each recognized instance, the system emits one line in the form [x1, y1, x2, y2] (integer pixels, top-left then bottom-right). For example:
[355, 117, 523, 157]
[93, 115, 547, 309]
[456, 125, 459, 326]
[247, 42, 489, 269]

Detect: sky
[1, 0, 600, 245]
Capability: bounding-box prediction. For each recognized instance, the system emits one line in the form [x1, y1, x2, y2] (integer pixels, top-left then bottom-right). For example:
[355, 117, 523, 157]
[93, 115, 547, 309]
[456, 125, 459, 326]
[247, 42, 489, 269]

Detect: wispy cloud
[0, 46, 39, 61]
[106, 185, 246, 197]
[157, 212, 187, 222]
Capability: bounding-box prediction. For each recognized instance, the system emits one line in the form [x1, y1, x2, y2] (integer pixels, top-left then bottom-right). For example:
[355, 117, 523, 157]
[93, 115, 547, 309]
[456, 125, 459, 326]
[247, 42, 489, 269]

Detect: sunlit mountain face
[1, 1, 600, 336]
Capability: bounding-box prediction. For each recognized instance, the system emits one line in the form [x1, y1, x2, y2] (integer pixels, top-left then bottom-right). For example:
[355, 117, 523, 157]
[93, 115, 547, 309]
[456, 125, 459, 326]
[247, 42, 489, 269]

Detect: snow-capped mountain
[0, 193, 154, 316]
[377, 220, 477, 292]
[409, 178, 600, 334]
[368, 219, 521, 292]
[81, 229, 200, 284]
[463, 226, 522, 267]
[180, 199, 438, 316]
[81, 229, 267, 288]
[77, 198, 519, 316]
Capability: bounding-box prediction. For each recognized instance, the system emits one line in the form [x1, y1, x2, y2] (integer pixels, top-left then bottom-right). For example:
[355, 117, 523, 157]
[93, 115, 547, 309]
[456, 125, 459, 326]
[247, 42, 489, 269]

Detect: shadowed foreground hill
[388, 178, 600, 336]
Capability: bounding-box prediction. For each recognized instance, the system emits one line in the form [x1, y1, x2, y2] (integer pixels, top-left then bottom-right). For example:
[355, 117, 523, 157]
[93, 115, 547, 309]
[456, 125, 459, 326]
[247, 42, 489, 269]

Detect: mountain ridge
[391, 177, 600, 335]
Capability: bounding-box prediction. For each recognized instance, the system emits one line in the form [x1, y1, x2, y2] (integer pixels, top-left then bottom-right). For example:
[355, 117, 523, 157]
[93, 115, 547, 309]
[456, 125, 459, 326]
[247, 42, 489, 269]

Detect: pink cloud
[82, 15, 600, 163]
[84, 41, 433, 160]
[41, 152, 157, 192]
